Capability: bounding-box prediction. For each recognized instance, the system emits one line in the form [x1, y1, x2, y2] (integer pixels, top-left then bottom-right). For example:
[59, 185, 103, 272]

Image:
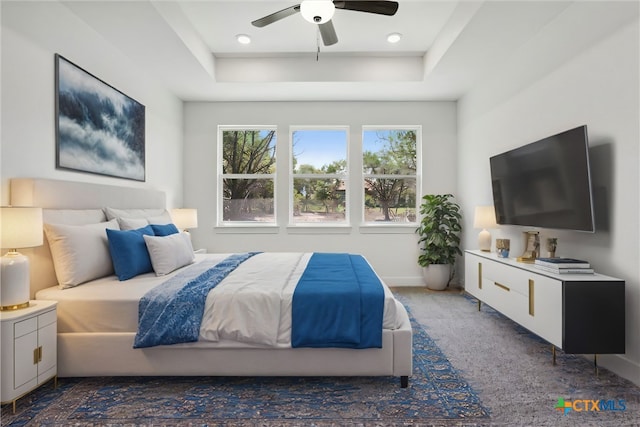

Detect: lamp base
[1, 251, 31, 310]
[478, 229, 491, 252]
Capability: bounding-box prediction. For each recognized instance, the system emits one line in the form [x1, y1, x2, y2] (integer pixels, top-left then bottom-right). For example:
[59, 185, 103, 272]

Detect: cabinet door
[528, 274, 562, 348]
[464, 253, 483, 299]
[13, 330, 38, 390]
[37, 321, 57, 382]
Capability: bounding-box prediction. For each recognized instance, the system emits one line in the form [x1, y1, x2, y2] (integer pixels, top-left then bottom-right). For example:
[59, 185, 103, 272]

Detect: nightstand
[1, 300, 57, 413]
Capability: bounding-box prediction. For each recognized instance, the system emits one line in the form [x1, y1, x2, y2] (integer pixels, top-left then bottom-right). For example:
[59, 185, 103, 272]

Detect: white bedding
[36, 252, 404, 348]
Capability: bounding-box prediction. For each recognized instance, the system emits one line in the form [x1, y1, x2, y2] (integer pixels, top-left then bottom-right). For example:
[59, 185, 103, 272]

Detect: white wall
[458, 18, 640, 385]
[183, 101, 457, 285]
[0, 1, 184, 206]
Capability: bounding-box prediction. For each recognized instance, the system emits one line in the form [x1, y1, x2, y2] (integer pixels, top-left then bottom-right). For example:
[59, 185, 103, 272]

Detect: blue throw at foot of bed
[291, 253, 385, 349]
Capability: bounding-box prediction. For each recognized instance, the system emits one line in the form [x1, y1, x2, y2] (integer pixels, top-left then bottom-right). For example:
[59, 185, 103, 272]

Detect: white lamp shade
[171, 209, 198, 230]
[0, 207, 43, 249]
[300, 0, 335, 24]
[473, 206, 497, 229]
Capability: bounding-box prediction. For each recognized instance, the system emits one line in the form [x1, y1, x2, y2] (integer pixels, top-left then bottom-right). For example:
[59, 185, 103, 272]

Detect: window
[218, 127, 276, 224]
[362, 128, 419, 224]
[290, 128, 348, 224]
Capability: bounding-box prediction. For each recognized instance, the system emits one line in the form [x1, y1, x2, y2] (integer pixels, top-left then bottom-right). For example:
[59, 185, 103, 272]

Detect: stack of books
[534, 257, 594, 274]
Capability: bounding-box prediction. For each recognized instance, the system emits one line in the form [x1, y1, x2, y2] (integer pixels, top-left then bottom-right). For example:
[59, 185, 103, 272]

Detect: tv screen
[490, 125, 595, 232]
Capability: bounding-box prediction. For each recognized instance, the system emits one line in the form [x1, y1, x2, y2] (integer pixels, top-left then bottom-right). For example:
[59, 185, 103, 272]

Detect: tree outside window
[291, 128, 348, 224]
[363, 128, 419, 223]
[219, 127, 276, 223]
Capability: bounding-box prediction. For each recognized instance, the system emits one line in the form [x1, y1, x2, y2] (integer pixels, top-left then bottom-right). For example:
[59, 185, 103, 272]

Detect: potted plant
[416, 194, 463, 290]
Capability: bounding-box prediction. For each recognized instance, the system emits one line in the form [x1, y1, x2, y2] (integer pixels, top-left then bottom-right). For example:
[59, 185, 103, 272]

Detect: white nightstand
[1, 300, 57, 413]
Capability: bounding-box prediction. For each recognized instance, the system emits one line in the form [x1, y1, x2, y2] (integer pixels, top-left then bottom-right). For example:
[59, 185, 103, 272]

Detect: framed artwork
[55, 54, 145, 181]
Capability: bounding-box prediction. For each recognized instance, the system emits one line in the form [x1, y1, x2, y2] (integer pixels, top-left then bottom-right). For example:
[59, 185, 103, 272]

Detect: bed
[11, 178, 413, 387]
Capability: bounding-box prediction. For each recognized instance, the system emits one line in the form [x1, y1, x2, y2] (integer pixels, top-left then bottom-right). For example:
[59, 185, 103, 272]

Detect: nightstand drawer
[14, 318, 37, 338]
[38, 309, 57, 328]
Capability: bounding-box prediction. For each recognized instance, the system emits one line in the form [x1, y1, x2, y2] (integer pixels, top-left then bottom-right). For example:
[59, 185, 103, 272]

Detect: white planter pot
[422, 264, 451, 290]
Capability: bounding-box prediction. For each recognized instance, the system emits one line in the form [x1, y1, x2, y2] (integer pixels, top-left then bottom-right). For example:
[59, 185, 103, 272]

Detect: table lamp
[170, 208, 198, 232]
[1, 207, 43, 310]
[473, 205, 497, 252]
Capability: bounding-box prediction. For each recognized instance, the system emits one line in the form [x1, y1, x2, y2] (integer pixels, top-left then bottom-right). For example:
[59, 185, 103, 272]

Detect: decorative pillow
[118, 217, 149, 230]
[44, 219, 120, 288]
[150, 223, 179, 236]
[104, 207, 171, 222]
[106, 225, 155, 281]
[143, 232, 195, 276]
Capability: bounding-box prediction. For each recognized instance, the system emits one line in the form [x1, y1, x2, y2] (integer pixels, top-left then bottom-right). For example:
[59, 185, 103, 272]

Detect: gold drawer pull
[33, 348, 39, 365]
[494, 282, 510, 291]
[38, 346, 43, 362]
[478, 263, 482, 289]
[529, 280, 535, 316]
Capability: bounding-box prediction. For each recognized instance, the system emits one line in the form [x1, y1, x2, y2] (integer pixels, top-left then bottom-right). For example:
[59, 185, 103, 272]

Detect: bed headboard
[9, 178, 166, 296]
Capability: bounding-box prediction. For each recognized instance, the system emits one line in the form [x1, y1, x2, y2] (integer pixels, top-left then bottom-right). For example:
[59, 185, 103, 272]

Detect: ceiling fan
[251, 0, 399, 46]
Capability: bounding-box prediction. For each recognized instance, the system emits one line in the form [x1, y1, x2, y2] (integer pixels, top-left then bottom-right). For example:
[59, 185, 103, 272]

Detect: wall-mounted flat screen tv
[490, 125, 595, 232]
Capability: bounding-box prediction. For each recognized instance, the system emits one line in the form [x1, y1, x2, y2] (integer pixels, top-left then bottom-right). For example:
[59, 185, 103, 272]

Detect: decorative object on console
[546, 238, 558, 258]
[496, 239, 510, 258]
[534, 257, 594, 274]
[0, 207, 43, 310]
[416, 194, 462, 290]
[473, 206, 497, 252]
[170, 209, 198, 232]
[55, 54, 145, 181]
[517, 231, 539, 263]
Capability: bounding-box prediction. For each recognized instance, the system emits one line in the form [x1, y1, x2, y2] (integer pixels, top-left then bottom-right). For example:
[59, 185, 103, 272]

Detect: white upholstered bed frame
[10, 178, 413, 386]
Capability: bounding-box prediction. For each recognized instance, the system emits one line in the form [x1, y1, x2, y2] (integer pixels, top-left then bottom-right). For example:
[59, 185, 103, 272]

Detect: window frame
[361, 125, 422, 227]
[217, 125, 278, 227]
[288, 125, 350, 227]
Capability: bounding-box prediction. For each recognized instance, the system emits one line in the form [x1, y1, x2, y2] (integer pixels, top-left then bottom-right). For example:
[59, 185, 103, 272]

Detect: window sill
[214, 225, 280, 234]
[286, 225, 352, 235]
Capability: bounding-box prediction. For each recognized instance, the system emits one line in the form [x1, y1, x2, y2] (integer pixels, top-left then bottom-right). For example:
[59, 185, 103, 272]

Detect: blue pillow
[150, 223, 179, 236]
[106, 225, 155, 281]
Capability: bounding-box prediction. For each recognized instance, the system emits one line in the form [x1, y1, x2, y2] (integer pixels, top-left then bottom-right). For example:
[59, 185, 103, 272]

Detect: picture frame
[55, 54, 145, 181]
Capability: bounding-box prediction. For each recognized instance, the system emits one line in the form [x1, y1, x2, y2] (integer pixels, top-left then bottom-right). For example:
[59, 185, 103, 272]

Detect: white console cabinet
[465, 250, 625, 360]
[1, 300, 57, 412]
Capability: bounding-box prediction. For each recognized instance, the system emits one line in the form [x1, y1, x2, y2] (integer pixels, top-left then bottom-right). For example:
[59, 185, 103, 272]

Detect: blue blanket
[133, 252, 260, 348]
[291, 253, 384, 348]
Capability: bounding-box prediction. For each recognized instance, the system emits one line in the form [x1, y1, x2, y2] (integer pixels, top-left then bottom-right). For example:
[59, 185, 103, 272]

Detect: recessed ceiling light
[387, 32, 402, 44]
[236, 34, 251, 45]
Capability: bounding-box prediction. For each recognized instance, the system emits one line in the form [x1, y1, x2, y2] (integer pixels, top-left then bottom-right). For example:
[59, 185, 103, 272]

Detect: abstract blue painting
[55, 54, 145, 181]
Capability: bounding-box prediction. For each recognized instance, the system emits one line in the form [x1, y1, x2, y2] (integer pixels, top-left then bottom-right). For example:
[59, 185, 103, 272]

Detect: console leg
[477, 300, 481, 311]
[594, 354, 599, 377]
[400, 376, 408, 388]
[552, 345, 556, 365]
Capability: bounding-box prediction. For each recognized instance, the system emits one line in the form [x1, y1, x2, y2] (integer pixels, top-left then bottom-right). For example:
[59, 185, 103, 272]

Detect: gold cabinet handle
[478, 263, 482, 289]
[529, 279, 535, 316]
[494, 282, 510, 291]
[38, 346, 43, 362]
[33, 348, 39, 365]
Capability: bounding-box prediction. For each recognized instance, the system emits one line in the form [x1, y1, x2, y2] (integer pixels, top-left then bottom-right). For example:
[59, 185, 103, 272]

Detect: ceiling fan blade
[319, 20, 338, 46]
[333, 1, 399, 16]
[252, 4, 301, 27]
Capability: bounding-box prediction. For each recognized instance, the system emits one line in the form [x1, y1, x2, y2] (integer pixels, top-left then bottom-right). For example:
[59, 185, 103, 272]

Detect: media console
[464, 250, 625, 370]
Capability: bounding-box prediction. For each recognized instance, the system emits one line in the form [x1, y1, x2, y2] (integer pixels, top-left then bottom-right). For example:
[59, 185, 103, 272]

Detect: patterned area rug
[1, 312, 489, 426]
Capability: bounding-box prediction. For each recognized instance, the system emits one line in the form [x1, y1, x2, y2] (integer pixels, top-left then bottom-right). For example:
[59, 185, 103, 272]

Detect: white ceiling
[60, 0, 638, 102]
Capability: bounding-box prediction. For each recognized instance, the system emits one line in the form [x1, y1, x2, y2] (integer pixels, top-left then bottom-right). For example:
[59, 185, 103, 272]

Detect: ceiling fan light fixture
[236, 34, 251, 44]
[300, 0, 336, 24]
[387, 32, 402, 43]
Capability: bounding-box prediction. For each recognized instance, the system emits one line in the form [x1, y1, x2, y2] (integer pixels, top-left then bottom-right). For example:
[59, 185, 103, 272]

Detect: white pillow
[143, 232, 195, 276]
[104, 207, 171, 223]
[44, 219, 120, 288]
[118, 217, 149, 230]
